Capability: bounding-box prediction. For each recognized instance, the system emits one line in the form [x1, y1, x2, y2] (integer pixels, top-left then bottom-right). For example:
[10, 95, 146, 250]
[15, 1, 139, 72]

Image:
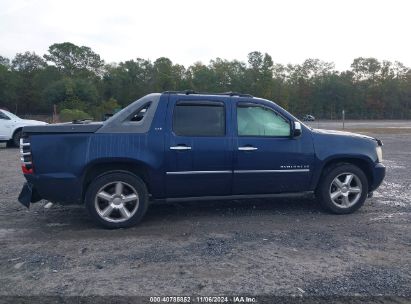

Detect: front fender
[310, 130, 378, 190]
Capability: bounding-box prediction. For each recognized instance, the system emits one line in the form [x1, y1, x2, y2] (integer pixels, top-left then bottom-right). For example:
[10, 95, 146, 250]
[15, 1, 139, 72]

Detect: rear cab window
[130, 102, 151, 122]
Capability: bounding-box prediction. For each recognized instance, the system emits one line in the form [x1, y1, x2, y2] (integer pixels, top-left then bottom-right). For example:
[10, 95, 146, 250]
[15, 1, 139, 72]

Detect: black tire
[12, 129, 22, 147]
[316, 163, 368, 214]
[85, 171, 149, 228]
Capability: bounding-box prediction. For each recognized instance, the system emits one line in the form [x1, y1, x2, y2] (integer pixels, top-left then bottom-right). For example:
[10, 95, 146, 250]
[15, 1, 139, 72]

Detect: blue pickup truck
[18, 91, 385, 228]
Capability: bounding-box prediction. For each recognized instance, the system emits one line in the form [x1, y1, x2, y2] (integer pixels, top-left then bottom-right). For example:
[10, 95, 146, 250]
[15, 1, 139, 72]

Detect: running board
[155, 191, 314, 203]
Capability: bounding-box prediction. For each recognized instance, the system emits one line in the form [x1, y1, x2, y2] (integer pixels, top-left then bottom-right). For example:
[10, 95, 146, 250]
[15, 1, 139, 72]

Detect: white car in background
[0, 109, 48, 147]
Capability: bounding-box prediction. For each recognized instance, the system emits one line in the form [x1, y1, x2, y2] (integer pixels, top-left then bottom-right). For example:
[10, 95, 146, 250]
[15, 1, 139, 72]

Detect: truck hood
[312, 128, 383, 146]
[312, 128, 374, 140]
[23, 122, 103, 134]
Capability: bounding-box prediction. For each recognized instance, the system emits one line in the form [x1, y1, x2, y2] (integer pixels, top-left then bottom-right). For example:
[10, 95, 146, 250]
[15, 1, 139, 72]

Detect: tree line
[0, 42, 410, 120]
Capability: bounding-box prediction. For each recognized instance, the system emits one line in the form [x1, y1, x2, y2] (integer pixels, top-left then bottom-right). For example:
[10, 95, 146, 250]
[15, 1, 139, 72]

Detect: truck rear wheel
[85, 172, 149, 228]
[316, 163, 368, 214]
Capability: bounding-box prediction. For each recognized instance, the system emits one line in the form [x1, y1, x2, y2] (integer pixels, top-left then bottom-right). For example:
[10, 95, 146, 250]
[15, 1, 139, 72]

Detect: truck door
[165, 95, 233, 198]
[232, 100, 314, 195]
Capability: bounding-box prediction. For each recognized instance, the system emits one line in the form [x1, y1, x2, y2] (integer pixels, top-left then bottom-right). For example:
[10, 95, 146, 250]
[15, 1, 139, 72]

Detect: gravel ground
[0, 122, 410, 301]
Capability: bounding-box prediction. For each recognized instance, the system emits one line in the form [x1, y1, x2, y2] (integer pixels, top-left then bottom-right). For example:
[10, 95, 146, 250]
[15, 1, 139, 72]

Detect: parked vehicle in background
[0, 109, 47, 147]
[302, 114, 315, 121]
[18, 91, 385, 228]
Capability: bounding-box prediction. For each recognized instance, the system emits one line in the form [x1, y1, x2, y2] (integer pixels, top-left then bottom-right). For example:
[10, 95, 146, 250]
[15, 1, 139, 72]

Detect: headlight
[376, 146, 383, 163]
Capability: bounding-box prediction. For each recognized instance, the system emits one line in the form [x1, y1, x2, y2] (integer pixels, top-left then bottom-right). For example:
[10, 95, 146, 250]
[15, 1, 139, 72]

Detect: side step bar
[155, 191, 314, 203]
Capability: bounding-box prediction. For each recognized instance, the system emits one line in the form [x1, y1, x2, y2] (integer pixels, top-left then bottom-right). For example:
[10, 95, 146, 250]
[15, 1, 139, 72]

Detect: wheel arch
[314, 156, 374, 191]
[81, 158, 152, 202]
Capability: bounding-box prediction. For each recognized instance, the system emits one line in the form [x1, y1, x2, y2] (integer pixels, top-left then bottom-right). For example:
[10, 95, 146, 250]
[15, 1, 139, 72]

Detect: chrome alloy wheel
[329, 172, 362, 208]
[94, 181, 139, 223]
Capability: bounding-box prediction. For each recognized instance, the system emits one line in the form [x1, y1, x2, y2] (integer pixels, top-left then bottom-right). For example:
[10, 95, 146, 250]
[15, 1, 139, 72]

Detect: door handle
[170, 145, 192, 151]
[238, 146, 258, 151]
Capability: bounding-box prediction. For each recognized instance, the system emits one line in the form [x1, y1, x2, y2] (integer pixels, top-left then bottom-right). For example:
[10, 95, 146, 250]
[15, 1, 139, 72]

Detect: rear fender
[81, 158, 155, 199]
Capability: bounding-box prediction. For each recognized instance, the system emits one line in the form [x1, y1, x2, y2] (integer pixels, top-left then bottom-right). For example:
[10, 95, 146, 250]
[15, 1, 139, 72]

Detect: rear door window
[173, 101, 225, 136]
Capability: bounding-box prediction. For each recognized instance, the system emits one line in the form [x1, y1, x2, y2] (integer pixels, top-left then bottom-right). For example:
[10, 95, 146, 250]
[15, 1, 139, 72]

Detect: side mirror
[293, 121, 302, 137]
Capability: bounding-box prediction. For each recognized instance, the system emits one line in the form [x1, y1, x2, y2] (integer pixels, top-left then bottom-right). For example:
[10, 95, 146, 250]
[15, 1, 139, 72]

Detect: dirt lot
[0, 121, 410, 301]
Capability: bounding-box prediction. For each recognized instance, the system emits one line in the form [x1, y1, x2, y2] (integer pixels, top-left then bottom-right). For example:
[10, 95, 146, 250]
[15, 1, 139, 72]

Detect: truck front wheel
[85, 172, 149, 228]
[316, 163, 368, 214]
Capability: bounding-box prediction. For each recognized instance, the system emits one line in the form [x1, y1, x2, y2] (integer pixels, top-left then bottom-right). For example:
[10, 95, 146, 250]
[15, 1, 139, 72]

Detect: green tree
[59, 108, 92, 122]
[91, 98, 121, 120]
[188, 62, 215, 91]
[9, 52, 47, 113]
[103, 58, 154, 105]
[0, 56, 10, 68]
[11, 52, 46, 72]
[42, 78, 98, 112]
[44, 42, 104, 76]
[152, 57, 184, 91]
[0, 63, 18, 110]
[351, 57, 381, 81]
[1, 43, 411, 119]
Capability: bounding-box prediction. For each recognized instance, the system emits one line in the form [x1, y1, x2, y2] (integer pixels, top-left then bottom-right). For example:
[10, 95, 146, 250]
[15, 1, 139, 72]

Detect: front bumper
[370, 163, 386, 191]
[18, 182, 42, 208]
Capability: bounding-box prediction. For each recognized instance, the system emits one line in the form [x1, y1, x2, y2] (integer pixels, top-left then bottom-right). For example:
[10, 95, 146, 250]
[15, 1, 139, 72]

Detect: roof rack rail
[163, 90, 253, 98]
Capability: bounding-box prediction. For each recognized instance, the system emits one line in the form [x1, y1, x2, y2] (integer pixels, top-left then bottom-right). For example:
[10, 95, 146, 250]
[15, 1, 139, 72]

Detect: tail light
[20, 137, 33, 174]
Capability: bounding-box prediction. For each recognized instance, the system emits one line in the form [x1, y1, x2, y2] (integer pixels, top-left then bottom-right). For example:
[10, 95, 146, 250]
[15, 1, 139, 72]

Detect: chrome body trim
[166, 169, 310, 175]
[167, 170, 232, 175]
[170, 146, 192, 150]
[238, 146, 258, 151]
[234, 169, 310, 173]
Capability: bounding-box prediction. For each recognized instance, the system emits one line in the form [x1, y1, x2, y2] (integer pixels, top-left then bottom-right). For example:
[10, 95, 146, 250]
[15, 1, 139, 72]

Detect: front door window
[237, 104, 290, 137]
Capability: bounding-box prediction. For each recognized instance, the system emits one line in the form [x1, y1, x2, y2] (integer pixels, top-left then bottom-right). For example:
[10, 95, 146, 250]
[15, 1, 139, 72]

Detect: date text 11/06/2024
[149, 296, 257, 303]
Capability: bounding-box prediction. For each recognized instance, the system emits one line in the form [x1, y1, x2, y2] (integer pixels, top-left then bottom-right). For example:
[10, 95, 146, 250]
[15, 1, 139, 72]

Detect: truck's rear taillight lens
[21, 165, 33, 174]
[20, 137, 34, 174]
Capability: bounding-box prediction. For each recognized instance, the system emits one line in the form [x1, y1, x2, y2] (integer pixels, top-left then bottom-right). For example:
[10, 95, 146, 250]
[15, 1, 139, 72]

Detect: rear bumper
[370, 162, 386, 191]
[18, 173, 83, 207]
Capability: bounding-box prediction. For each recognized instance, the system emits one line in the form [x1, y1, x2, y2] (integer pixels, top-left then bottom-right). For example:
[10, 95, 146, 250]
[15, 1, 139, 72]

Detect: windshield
[1, 110, 20, 120]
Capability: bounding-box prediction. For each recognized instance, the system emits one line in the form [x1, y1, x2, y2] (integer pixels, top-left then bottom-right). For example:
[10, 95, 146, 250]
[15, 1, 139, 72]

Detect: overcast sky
[0, 0, 410, 71]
